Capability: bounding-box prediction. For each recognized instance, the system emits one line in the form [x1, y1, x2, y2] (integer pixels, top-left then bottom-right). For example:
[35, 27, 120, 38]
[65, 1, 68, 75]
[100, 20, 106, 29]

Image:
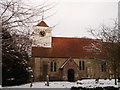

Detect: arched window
[50, 61, 57, 72]
[54, 62, 56, 72]
[101, 63, 107, 72]
[79, 61, 85, 70]
[50, 62, 53, 72]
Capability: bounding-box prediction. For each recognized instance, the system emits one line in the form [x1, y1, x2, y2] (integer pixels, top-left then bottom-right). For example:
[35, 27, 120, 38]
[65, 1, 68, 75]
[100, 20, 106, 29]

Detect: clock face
[39, 31, 46, 37]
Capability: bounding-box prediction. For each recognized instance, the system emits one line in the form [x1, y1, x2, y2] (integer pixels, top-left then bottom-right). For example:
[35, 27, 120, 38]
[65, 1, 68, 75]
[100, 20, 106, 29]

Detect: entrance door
[68, 69, 74, 82]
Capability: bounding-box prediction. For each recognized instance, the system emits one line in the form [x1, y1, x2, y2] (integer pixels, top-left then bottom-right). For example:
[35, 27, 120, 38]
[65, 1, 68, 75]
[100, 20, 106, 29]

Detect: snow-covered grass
[3, 79, 119, 88]
[76, 79, 119, 88]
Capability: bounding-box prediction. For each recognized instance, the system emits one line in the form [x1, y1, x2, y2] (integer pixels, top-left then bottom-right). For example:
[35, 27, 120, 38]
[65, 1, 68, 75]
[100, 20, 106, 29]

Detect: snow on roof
[60, 58, 71, 69]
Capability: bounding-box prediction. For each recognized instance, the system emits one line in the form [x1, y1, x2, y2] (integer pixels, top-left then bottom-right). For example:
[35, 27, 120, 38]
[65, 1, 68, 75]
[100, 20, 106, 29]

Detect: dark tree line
[2, 28, 30, 86]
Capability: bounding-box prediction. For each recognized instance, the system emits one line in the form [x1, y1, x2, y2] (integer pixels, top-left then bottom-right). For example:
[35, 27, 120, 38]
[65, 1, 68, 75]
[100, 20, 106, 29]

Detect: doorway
[68, 69, 74, 82]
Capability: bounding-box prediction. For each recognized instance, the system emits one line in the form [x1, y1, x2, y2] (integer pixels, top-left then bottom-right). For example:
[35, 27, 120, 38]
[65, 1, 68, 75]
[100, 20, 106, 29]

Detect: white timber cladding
[32, 26, 52, 48]
[118, 1, 120, 29]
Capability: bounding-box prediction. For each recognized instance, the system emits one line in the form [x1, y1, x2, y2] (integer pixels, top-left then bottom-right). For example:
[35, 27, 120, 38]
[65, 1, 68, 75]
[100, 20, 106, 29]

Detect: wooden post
[95, 78, 99, 84]
[30, 80, 32, 87]
[46, 75, 49, 86]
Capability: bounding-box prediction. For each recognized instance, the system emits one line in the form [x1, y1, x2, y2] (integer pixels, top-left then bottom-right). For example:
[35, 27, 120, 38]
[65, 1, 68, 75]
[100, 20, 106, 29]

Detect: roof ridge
[52, 37, 95, 40]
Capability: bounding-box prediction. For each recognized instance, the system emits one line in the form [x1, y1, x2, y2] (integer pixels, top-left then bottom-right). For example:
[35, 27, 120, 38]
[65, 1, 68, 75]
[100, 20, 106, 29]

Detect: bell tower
[32, 21, 52, 48]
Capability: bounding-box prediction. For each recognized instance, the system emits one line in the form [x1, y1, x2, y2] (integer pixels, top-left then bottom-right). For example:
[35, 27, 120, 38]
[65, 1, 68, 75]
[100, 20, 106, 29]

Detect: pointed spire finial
[42, 9, 44, 21]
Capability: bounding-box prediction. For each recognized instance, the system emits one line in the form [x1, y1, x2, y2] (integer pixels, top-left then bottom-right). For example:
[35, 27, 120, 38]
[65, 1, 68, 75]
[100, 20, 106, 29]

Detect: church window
[54, 62, 56, 72]
[101, 63, 107, 72]
[50, 62, 53, 72]
[79, 61, 85, 70]
[50, 61, 57, 72]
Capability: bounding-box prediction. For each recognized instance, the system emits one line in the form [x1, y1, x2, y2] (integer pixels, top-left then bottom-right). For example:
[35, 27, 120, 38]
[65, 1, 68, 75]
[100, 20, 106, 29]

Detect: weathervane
[42, 9, 44, 21]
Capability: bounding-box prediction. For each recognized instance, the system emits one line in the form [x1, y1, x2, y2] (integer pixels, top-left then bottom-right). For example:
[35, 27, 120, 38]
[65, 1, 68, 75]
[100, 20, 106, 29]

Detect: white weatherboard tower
[118, 1, 120, 29]
[32, 20, 52, 48]
[118, 1, 120, 42]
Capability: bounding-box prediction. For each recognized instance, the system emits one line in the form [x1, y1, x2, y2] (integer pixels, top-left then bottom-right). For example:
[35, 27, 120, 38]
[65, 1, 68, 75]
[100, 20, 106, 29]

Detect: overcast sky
[26, 0, 119, 38]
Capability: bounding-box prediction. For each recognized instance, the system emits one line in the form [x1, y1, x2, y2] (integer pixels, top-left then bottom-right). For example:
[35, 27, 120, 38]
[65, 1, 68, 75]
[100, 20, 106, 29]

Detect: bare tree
[88, 21, 120, 85]
[1, 0, 55, 86]
[1, 0, 55, 54]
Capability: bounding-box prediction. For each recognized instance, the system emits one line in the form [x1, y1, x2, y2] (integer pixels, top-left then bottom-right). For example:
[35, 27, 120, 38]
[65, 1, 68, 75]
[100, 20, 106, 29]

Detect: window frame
[79, 61, 85, 70]
[50, 61, 57, 72]
[101, 62, 107, 72]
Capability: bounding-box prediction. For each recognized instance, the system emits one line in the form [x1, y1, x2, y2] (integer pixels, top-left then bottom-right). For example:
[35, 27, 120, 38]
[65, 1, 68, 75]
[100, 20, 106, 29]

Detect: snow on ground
[3, 79, 119, 88]
[76, 79, 119, 88]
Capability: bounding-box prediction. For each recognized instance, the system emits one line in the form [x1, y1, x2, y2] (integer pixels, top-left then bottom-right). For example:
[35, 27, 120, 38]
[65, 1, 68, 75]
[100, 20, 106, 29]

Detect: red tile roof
[36, 21, 49, 27]
[32, 37, 102, 58]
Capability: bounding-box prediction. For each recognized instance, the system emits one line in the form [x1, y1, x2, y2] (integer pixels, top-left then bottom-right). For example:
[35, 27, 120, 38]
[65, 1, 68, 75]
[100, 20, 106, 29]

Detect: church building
[29, 20, 113, 82]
